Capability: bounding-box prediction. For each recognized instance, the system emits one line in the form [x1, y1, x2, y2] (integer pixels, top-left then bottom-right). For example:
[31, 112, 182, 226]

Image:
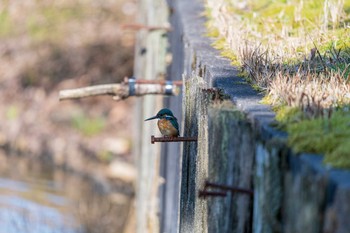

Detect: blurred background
[0, 0, 137, 232]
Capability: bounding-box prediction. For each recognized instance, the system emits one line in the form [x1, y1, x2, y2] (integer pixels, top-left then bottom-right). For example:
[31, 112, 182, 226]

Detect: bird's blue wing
[170, 117, 180, 136]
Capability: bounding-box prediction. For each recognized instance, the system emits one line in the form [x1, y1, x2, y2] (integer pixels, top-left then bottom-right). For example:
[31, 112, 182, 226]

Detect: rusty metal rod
[120, 23, 172, 32]
[198, 190, 227, 198]
[205, 181, 253, 196]
[151, 135, 197, 144]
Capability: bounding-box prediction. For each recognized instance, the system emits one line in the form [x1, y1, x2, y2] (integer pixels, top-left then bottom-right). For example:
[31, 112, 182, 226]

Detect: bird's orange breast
[158, 119, 178, 137]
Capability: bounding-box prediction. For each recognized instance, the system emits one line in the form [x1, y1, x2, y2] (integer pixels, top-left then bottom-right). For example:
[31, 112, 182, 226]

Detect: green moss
[251, 83, 263, 91]
[287, 118, 337, 154]
[325, 140, 350, 168]
[275, 106, 302, 124]
[205, 24, 220, 38]
[211, 100, 245, 120]
[220, 49, 240, 65]
[278, 108, 350, 168]
[260, 95, 272, 105]
[211, 37, 226, 50]
[209, 36, 240, 65]
[270, 105, 350, 168]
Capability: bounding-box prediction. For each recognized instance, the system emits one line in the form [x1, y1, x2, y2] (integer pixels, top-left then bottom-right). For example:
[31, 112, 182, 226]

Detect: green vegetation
[277, 107, 350, 168]
[72, 113, 106, 137]
[210, 34, 240, 65]
[98, 150, 114, 163]
[5, 105, 19, 120]
[0, 9, 12, 36]
[26, 4, 87, 42]
[0, 1, 123, 43]
[205, 0, 350, 168]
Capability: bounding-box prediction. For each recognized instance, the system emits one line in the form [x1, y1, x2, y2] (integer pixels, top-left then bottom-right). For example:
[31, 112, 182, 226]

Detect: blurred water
[0, 157, 131, 233]
[0, 170, 80, 233]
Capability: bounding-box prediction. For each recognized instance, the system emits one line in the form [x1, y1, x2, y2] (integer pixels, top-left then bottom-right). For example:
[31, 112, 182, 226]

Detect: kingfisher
[145, 108, 180, 137]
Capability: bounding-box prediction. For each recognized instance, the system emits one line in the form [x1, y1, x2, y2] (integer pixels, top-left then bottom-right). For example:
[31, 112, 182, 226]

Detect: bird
[145, 108, 179, 137]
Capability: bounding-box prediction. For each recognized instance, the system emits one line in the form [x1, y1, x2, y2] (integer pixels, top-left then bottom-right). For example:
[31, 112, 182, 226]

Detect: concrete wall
[135, 0, 350, 232]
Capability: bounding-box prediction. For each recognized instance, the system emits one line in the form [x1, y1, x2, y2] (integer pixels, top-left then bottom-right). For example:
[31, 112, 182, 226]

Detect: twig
[310, 40, 327, 74]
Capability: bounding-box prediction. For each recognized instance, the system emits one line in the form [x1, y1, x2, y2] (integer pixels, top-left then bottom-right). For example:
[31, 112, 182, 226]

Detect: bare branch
[59, 79, 181, 101]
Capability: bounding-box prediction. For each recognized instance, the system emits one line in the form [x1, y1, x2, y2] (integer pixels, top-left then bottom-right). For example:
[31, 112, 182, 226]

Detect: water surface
[0, 156, 132, 233]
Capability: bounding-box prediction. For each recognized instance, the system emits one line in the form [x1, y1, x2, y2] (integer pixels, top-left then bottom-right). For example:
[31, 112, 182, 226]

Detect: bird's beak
[144, 115, 158, 121]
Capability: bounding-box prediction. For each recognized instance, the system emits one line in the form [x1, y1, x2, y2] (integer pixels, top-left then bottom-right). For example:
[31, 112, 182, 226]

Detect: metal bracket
[128, 77, 136, 96]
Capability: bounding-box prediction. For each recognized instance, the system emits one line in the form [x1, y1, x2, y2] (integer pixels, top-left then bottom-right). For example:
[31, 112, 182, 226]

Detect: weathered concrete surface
[284, 157, 328, 233]
[324, 188, 350, 233]
[253, 143, 284, 233]
[174, 0, 272, 231]
[180, 74, 206, 233]
[284, 154, 350, 233]
[208, 105, 254, 233]
[324, 168, 350, 233]
[180, 74, 255, 233]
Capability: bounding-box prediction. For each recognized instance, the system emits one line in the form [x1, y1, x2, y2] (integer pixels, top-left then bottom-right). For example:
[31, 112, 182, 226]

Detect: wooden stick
[59, 81, 180, 101]
[59, 84, 127, 100]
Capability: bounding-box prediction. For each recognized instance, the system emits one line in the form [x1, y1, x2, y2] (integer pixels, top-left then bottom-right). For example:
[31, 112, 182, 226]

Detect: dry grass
[269, 71, 350, 118]
[205, 0, 350, 116]
[205, 0, 350, 165]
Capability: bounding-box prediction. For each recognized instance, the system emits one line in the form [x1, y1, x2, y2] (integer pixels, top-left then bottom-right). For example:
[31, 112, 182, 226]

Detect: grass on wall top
[205, 0, 350, 168]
